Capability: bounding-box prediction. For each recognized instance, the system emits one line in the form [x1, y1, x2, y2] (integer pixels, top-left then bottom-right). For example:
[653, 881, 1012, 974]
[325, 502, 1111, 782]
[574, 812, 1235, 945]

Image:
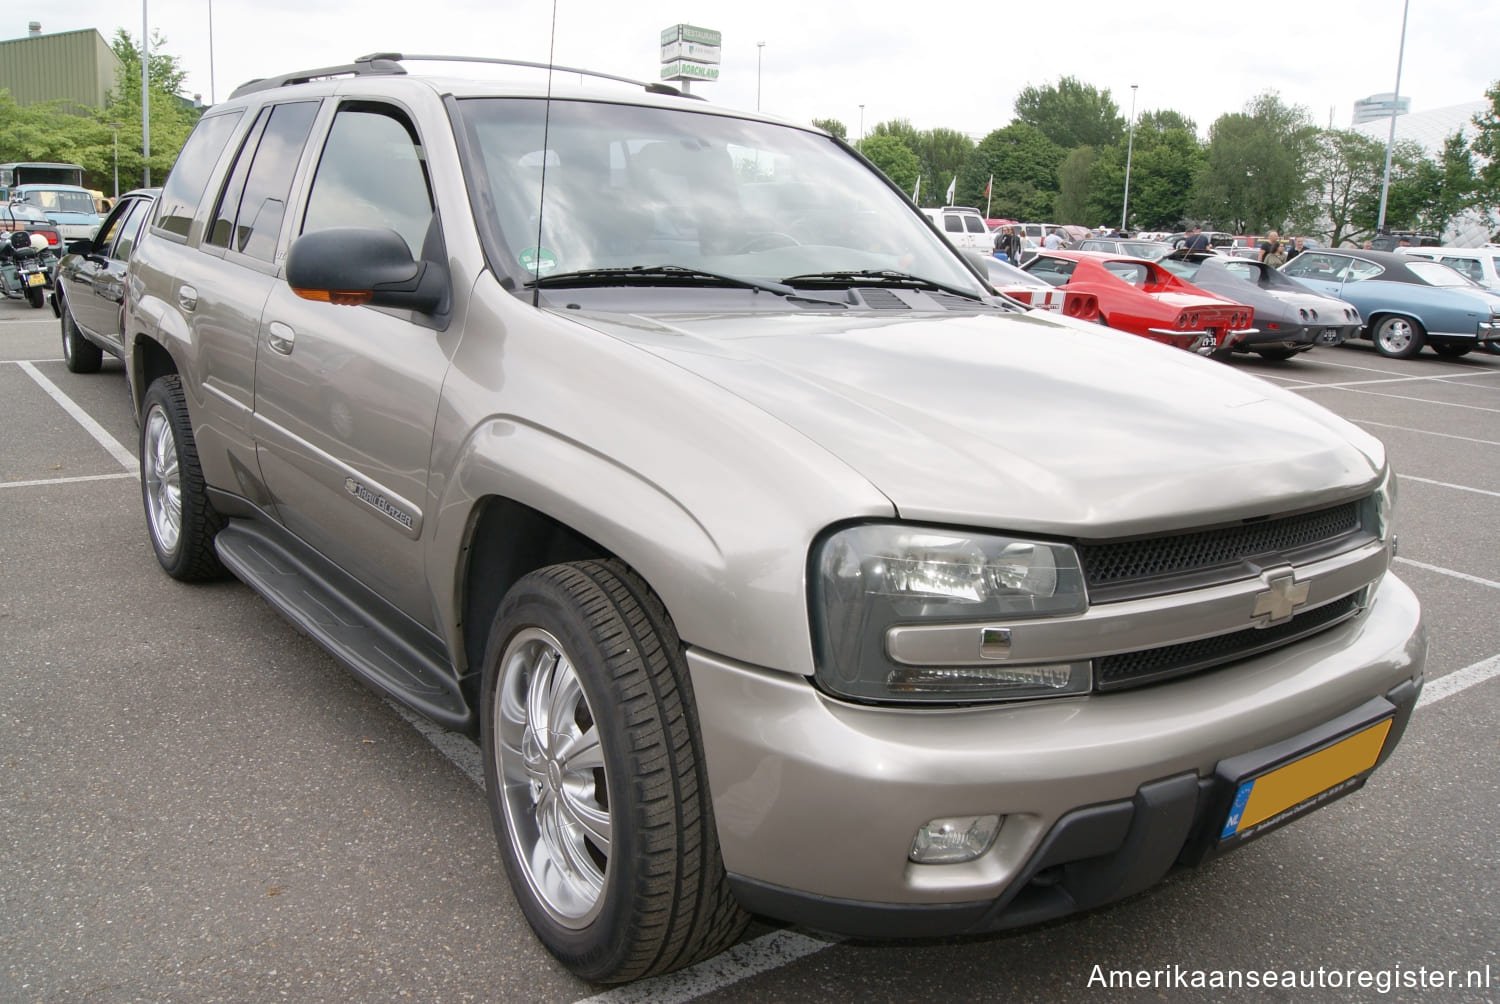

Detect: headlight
[811, 524, 1089, 704]
[1372, 467, 1396, 545]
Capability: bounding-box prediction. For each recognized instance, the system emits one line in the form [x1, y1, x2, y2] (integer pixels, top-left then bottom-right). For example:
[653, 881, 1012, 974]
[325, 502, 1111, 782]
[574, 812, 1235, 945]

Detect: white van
[920, 205, 992, 254]
[1401, 246, 1500, 294]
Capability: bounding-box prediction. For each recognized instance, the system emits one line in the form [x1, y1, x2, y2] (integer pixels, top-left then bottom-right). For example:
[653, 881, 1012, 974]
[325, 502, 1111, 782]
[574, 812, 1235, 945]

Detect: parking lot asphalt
[3, 301, 1498, 1003]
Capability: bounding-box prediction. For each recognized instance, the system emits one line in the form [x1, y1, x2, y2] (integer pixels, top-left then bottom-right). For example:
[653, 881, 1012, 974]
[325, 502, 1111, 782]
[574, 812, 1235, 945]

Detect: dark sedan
[1159, 252, 1362, 360]
[52, 188, 158, 373]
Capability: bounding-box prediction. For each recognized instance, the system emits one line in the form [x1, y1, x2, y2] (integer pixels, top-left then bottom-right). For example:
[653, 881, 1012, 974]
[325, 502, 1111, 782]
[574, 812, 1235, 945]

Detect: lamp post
[1120, 83, 1138, 233]
[1376, 0, 1410, 234]
[141, 0, 151, 186]
[756, 41, 764, 112]
[110, 123, 121, 199]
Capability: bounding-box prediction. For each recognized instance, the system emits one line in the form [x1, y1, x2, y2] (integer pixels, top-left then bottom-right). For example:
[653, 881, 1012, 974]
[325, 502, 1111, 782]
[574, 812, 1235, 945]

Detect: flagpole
[985, 173, 993, 217]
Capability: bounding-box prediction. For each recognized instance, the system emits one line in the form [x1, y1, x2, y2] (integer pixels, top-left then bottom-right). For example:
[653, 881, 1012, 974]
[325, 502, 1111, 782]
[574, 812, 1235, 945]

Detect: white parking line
[1, 472, 136, 490]
[1398, 474, 1500, 499]
[15, 360, 136, 470]
[1317, 386, 1500, 414]
[1417, 653, 1500, 708]
[1352, 420, 1500, 449]
[574, 929, 842, 1004]
[1395, 557, 1500, 591]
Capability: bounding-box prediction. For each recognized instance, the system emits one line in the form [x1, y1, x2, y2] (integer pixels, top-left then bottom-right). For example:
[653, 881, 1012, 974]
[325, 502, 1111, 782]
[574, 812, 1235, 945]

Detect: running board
[215, 520, 472, 730]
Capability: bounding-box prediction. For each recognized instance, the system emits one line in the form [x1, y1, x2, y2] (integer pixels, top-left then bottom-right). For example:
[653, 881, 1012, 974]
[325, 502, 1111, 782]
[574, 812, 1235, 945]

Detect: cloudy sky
[9, 1, 1498, 141]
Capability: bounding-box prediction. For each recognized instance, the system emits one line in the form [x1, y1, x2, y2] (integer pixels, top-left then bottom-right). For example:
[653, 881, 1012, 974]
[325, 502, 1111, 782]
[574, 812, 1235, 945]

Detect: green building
[0, 25, 121, 113]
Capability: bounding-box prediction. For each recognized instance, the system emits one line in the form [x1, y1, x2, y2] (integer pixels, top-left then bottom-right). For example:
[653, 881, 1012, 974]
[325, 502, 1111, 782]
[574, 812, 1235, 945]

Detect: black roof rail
[355, 53, 706, 100]
[229, 54, 406, 100]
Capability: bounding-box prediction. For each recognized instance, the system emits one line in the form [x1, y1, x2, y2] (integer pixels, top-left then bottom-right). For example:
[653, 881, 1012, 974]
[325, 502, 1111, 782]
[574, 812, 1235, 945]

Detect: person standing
[995, 225, 1021, 263]
[1259, 230, 1286, 267]
[1043, 229, 1063, 251]
[1183, 225, 1210, 252]
[1286, 236, 1307, 261]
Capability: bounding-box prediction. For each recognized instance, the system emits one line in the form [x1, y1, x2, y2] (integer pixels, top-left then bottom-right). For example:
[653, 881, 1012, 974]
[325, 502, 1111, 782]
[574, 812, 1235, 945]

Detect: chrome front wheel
[495, 626, 611, 929]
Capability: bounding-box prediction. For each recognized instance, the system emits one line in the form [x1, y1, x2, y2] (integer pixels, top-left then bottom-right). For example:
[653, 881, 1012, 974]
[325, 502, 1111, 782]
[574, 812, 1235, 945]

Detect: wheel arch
[128, 333, 179, 419]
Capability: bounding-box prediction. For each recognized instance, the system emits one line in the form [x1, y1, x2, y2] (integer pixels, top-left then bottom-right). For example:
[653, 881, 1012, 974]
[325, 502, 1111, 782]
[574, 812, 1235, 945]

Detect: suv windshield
[455, 98, 984, 297]
[20, 188, 96, 215]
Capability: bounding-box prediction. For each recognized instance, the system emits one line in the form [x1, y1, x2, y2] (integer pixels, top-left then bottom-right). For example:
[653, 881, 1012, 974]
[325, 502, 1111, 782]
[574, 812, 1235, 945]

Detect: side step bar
[215, 520, 472, 731]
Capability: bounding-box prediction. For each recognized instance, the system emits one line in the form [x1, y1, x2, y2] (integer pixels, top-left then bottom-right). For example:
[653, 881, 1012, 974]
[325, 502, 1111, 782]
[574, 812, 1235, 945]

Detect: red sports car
[1022, 250, 1255, 354]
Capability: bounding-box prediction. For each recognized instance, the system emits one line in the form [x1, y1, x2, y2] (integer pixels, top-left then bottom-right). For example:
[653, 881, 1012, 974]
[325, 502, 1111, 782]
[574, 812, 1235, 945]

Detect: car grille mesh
[1096, 592, 1362, 691]
[1078, 501, 1362, 588]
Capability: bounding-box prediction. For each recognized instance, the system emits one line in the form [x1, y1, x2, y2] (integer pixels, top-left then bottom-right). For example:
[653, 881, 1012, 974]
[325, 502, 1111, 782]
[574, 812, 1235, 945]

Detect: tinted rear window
[155, 111, 245, 237]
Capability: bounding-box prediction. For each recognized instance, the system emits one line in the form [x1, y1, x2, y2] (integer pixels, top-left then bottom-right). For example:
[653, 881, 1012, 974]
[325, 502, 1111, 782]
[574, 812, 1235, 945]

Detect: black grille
[1078, 502, 1362, 589]
[858, 289, 910, 310]
[1095, 593, 1362, 692]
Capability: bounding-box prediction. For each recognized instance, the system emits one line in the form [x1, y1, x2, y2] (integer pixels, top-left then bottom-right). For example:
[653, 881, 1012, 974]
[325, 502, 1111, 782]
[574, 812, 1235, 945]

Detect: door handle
[177, 284, 198, 312]
[266, 320, 296, 355]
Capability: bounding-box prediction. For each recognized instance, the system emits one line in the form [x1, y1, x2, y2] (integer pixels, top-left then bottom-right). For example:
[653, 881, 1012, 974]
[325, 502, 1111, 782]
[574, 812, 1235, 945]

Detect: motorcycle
[0, 229, 56, 308]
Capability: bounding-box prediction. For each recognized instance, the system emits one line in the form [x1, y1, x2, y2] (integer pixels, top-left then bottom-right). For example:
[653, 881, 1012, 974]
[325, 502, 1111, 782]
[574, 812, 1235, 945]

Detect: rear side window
[207, 101, 319, 261]
[1024, 255, 1076, 286]
[302, 105, 434, 258]
[943, 214, 962, 234]
[155, 111, 245, 237]
[1440, 257, 1483, 282]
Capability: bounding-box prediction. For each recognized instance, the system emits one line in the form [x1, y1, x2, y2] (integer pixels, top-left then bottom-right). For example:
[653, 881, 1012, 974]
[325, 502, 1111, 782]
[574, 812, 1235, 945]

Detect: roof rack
[229, 54, 406, 99]
[229, 52, 703, 101]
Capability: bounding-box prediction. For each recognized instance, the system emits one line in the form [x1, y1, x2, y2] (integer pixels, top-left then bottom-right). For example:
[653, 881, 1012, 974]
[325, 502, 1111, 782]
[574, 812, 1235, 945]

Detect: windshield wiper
[779, 269, 985, 301]
[527, 265, 845, 306]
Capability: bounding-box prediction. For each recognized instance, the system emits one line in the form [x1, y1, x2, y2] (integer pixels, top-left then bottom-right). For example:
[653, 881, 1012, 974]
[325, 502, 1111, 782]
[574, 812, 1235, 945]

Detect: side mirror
[66, 238, 95, 256]
[285, 227, 448, 314]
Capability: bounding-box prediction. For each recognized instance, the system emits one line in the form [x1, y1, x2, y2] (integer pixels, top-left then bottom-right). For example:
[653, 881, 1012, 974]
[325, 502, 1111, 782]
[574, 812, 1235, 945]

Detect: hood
[571, 307, 1385, 538]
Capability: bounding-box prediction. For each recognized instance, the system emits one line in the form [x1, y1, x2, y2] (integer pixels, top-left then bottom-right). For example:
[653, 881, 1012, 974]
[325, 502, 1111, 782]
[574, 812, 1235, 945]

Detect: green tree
[1014, 77, 1124, 150]
[918, 127, 975, 205]
[1191, 92, 1316, 232]
[811, 117, 847, 141]
[96, 30, 202, 191]
[1418, 130, 1478, 236]
[1297, 128, 1386, 248]
[859, 133, 920, 194]
[967, 123, 1065, 220]
[1053, 145, 1095, 224]
[1086, 112, 1203, 230]
[1470, 80, 1500, 202]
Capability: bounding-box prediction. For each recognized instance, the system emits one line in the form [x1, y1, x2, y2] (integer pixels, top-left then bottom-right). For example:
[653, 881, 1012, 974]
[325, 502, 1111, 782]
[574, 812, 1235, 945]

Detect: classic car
[1022, 250, 1255, 354]
[1281, 248, 1500, 358]
[52, 188, 158, 372]
[12, 182, 103, 241]
[1400, 246, 1500, 295]
[1159, 251, 1362, 360]
[984, 255, 1100, 321]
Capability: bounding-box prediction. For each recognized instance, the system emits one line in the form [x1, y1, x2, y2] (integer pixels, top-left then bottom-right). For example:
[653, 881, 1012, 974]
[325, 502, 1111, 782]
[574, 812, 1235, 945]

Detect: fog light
[910, 815, 1002, 864]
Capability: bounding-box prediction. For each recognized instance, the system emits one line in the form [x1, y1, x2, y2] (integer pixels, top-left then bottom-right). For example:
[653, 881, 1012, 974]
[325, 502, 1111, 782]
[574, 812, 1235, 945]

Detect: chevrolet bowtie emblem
[1253, 572, 1310, 625]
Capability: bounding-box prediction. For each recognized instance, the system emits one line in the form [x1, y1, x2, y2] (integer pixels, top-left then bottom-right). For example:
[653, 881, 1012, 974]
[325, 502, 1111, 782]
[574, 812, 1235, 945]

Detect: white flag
[945, 175, 956, 204]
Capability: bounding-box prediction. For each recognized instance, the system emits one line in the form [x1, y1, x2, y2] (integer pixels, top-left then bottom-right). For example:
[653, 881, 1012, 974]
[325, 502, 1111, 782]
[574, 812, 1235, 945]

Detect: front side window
[1022, 255, 1077, 286]
[1283, 253, 1344, 279]
[455, 98, 983, 296]
[111, 198, 151, 261]
[303, 105, 434, 258]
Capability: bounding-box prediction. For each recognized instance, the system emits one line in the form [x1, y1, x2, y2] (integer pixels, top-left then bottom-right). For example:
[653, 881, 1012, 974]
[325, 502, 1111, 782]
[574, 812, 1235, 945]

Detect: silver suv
[125, 54, 1425, 984]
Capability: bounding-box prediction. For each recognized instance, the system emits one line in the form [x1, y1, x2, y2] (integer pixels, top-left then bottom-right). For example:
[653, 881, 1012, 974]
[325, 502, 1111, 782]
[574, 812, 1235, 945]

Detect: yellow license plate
[25, 272, 44, 287]
[1220, 718, 1392, 839]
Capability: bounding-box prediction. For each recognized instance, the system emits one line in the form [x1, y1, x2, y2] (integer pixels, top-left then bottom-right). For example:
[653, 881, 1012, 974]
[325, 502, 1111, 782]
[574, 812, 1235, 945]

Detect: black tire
[26, 284, 45, 308]
[60, 297, 103, 373]
[1254, 347, 1300, 361]
[480, 560, 748, 984]
[1370, 314, 1425, 359]
[139, 375, 226, 581]
[1430, 340, 1472, 358]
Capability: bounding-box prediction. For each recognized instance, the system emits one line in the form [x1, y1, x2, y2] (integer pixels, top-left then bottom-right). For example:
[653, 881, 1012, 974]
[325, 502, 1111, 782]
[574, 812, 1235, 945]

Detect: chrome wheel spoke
[558, 724, 604, 773]
[558, 779, 611, 855]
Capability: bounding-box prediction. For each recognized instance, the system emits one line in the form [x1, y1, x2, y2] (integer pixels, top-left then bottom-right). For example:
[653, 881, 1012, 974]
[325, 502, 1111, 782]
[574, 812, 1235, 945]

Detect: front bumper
[690, 573, 1425, 935]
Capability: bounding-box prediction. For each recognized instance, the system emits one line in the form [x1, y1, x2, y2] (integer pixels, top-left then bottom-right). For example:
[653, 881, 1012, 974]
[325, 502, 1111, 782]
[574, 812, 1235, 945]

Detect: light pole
[858, 103, 865, 151]
[110, 123, 120, 199]
[756, 41, 764, 112]
[1120, 83, 1138, 233]
[1376, 0, 1411, 234]
[141, 0, 151, 186]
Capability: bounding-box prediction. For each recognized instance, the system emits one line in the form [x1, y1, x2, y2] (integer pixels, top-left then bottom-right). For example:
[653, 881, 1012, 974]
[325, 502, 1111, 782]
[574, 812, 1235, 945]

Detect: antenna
[533, 0, 559, 308]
